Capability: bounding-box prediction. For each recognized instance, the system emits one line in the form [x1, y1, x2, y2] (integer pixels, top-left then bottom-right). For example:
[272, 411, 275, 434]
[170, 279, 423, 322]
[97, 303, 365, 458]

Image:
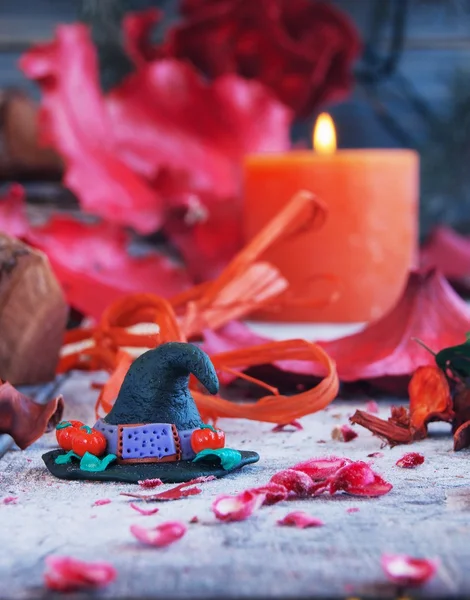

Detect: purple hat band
[94, 419, 197, 463]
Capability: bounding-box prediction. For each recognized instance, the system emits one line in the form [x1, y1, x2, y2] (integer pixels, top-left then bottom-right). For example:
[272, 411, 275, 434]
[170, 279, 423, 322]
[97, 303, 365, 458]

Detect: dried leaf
[212, 490, 265, 522]
[350, 408, 416, 447]
[292, 456, 352, 480]
[130, 521, 187, 547]
[381, 553, 438, 587]
[408, 366, 454, 430]
[44, 556, 116, 592]
[331, 424, 358, 442]
[277, 511, 324, 529]
[0, 382, 63, 449]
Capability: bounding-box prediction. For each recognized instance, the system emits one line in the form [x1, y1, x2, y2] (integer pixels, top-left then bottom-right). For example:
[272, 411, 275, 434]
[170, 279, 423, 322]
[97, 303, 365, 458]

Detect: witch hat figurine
[43, 343, 260, 483]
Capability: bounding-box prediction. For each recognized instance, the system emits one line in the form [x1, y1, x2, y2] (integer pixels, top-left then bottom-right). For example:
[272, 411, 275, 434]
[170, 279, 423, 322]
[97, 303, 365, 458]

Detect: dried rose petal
[332, 424, 358, 442]
[329, 461, 393, 497]
[129, 503, 159, 516]
[346, 507, 359, 513]
[2, 496, 18, 505]
[130, 521, 187, 547]
[367, 452, 384, 458]
[270, 469, 314, 497]
[138, 478, 163, 489]
[212, 490, 265, 522]
[381, 554, 438, 587]
[292, 456, 352, 481]
[122, 476, 215, 501]
[92, 499, 111, 507]
[44, 556, 116, 592]
[366, 401, 379, 414]
[409, 366, 453, 431]
[189, 515, 199, 524]
[396, 453, 425, 469]
[277, 511, 324, 529]
[247, 482, 288, 506]
[272, 420, 303, 432]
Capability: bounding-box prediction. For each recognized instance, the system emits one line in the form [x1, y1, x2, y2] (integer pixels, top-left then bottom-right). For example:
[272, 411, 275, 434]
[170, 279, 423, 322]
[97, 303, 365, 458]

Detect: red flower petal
[27, 217, 190, 319]
[396, 452, 425, 469]
[367, 452, 384, 458]
[329, 461, 393, 497]
[272, 420, 303, 432]
[277, 511, 324, 529]
[212, 490, 265, 522]
[189, 515, 199, 523]
[270, 469, 314, 497]
[346, 507, 359, 513]
[129, 503, 159, 516]
[381, 554, 438, 587]
[2, 496, 18, 505]
[292, 456, 352, 481]
[246, 482, 288, 506]
[366, 401, 379, 414]
[130, 521, 187, 547]
[122, 476, 215, 502]
[123, 8, 162, 67]
[314, 271, 470, 381]
[138, 478, 163, 489]
[0, 184, 28, 238]
[421, 226, 470, 281]
[20, 26, 163, 234]
[92, 498, 111, 507]
[332, 424, 358, 442]
[44, 556, 116, 592]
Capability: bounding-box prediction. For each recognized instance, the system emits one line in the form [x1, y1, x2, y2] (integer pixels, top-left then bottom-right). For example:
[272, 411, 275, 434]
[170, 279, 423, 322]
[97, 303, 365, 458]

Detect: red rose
[164, 0, 361, 118]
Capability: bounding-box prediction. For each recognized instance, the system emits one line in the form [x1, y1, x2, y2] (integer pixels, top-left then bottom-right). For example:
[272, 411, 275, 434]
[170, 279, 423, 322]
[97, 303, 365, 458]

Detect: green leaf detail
[80, 425, 93, 434]
[193, 448, 242, 471]
[199, 424, 219, 433]
[54, 450, 80, 464]
[435, 338, 470, 379]
[79, 452, 117, 472]
[55, 421, 72, 430]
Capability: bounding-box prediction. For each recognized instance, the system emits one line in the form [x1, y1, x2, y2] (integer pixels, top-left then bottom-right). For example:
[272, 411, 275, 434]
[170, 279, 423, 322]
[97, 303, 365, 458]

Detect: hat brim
[42, 449, 260, 484]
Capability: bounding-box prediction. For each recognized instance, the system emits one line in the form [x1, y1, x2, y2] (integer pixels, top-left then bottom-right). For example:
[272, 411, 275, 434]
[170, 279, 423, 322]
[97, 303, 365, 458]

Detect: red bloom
[396, 452, 425, 468]
[277, 511, 324, 529]
[329, 461, 393, 497]
[163, 0, 361, 117]
[130, 521, 187, 547]
[381, 554, 438, 587]
[44, 556, 116, 592]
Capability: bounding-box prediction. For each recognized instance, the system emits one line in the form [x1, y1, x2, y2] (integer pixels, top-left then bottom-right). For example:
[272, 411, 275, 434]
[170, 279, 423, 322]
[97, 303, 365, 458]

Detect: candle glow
[313, 113, 336, 154]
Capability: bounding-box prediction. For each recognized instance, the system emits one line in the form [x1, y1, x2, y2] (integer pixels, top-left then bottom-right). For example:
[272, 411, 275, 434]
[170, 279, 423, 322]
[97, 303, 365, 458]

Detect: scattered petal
[277, 511, 324, 529]
[246, 482, 288, 506]
[272, 420, 303, 432]
[122, 476, 215, 501]
[381, 554, 438, 587]
[138, 478, 163, 489]
[44, 556, 116, 592]
[396, 453, 425, 469]
[270, 469, 314, 497]
[130, 503, 159, 516]
[2, 496, 18, 505]
[332, 424, 358, 442]
[212, 490, 265, 522]
[367, 452, 384, 458]
[329, 461, 393, 497]
[346, 507, 359, 513]
[92, 498, 111, 507]
[292, 456, 351, 481]
[130, 521, 187, 547]
[189, 515, 199, 524]
[0, 184, 29, 238]
[366, 401, 379, 414]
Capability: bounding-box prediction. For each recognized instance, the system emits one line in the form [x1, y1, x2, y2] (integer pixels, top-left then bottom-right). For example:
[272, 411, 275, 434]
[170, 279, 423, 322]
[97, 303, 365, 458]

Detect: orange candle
[243, 113, 419, 323]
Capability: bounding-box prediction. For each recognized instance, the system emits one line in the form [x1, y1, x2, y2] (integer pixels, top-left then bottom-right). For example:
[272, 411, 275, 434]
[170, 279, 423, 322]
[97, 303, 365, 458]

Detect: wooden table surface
[1, 361, 470, 599]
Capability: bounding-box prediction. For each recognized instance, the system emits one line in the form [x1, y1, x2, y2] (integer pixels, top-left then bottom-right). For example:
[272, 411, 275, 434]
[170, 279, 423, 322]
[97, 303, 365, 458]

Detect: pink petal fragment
[2, 496, 18, 505]
[346, 507, 360, 513]
[130, 502, 159, 516]
[0, 184, 29, 238]
[381, 554, 438, 587]
[292, 456, 352, 481]
[332, 424, 358, 442]
[366, 401, 379, 414]
[122, 476, 215, 501]
[367, 452, 384, 458]
[189, 515, 199, 524]
[329, 461, 393, 497]
[44, 556, 116, 592]
[247, 482, 288, 506]
[138, 478, 163, 489]
[270, 469, 315, 497]
[212, 490, 265, 522]
[92, 499, 111, 507]
[272, 420, 304, 432]
[277, 511, 324, 529]
[130, 521, 187, 547]
[396, 453, 425, 469]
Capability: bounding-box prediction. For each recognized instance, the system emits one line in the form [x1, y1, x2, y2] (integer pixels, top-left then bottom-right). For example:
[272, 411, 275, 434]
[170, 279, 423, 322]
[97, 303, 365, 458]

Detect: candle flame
[313, 113, 336, 154]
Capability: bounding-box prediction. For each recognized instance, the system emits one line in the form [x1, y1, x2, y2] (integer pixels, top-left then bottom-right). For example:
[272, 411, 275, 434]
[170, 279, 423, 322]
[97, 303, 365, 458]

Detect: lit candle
[243, 113, 419, 323]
